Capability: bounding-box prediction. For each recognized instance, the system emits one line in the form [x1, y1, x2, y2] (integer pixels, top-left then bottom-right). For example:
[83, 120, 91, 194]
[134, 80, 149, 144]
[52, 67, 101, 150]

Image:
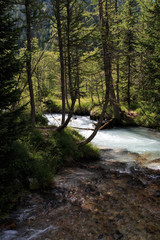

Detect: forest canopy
[8, 0, 160, 129]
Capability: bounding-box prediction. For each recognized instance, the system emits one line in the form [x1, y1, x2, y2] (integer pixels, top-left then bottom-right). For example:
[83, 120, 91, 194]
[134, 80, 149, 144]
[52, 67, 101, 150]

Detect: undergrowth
[0, 127, 100, 217]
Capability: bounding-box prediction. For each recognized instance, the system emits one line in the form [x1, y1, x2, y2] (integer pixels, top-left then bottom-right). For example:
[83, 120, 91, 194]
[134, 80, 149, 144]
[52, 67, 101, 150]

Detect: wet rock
[113, 230, 123, 240]
[153, 191, 160, 197]
[151, 158, 160, 163]
[97, 234, 106, 240]
[1, 149, 160, 240]
[0, 220, 17, 230]
[0, 230, 18, 240]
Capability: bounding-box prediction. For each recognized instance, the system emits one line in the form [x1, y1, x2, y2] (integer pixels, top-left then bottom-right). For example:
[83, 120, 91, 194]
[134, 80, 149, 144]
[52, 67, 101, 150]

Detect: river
[46, 114, 160, 169]
[0, 114, 160, 240]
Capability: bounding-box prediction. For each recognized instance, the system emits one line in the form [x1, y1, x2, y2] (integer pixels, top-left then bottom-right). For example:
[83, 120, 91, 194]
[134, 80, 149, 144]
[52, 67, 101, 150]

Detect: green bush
[30, 151, 54, 185]
[79, 143, 100, 162]
[0, 127, 100, 216]
[0, 141, 33, 216]
[52, 128, 100, 163]
[135, 107, 159, 128]
[35, 112, 48, 126]
[45, 99, 62, 113]
[74, 99, 92, 115]
[29, 129, 46, 149]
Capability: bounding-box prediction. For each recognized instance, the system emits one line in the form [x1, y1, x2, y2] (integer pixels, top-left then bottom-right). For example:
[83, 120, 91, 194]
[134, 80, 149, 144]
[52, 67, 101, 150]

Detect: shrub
[0, 127, 100, 216]
[74, 99, 92, 115]
[52, 128, 100, 163]
[44, 99, 62, 113]
[79, 143, 100, 162]
[35, 112, 48, 126]
[29, 129, 46, 149]
[0, 141, 33, 216]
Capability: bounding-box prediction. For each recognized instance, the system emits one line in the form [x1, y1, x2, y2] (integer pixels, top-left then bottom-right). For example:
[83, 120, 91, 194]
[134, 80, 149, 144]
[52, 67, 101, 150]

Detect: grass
[0, 126, 100, 217]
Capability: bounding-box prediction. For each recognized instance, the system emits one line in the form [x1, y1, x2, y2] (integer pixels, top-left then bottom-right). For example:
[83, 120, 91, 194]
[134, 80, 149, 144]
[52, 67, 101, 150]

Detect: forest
[0, 0, 160, 216]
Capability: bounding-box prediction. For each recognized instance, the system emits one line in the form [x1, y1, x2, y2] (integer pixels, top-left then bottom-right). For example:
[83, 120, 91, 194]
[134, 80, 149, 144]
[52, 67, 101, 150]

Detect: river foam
[45, 114, 160, 169]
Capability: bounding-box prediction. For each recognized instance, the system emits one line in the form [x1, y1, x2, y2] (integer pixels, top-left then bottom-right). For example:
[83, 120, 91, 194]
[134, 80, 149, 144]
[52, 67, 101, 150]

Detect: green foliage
[1, 124, 100, 216]
[44, 99, 62, 113]
[2, 0, 160, 217]
[52, 128, 100, 163]
[53, 128, 82, 163]
[74, 99, 92, 115]
[29, 129, 46, 148]
[80, 143, 100, 162]
[26, 129, 62, 186]
[35, 112, 48, 126]
[0, 141, 32, 216]
[20, 111, 48, 127]
[139, 0, 160, 117]
[135, 104, 160, 128]
[0, 128, 56, 215]
[0, 0, 27, 216]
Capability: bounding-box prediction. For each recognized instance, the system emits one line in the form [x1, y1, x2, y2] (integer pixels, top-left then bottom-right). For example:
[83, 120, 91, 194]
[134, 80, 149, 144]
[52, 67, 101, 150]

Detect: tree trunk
[56, 0, 78, 132]
[57, 98, 76, 131]
[115, 0, 120, 104]
[110, 76, 121, 121]
[55, 0, 65, 124]
[116, 59, 120, 103]
[78, 0, 111, 146]
[76, 49, 81, 112]
[66, 0, 74, 102]
[127, 54, 131, 108]
[95, 76, 101, 105]
[25, 0, 35, 126]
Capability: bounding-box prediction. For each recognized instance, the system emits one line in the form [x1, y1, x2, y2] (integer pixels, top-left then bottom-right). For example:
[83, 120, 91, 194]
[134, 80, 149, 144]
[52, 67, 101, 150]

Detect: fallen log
[71, 127, 94, 131]
[99, 118, 114, 130]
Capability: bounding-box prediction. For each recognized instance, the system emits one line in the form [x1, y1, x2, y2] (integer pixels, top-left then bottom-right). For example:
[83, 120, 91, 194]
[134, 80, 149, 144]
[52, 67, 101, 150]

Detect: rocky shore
[0, 149, 160, 240]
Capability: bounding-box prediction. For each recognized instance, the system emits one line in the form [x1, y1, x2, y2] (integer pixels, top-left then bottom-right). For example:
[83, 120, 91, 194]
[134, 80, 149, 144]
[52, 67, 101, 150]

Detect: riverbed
[0, 150, 160, 240]
[0, 114, 160, 240]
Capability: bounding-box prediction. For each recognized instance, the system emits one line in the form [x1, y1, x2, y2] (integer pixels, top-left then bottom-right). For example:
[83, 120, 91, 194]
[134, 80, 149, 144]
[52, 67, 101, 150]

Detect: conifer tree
[119, 0, 139, 108]
[138, 0, 160, 125]
[0, 0, 25, 213]
[144, 1, 160, 105]
[0, 0, 22, 157]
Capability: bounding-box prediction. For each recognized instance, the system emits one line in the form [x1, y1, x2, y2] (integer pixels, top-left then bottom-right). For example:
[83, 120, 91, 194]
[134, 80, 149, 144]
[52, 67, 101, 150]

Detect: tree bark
[66, 0, 74, 102]
[116, 59, 120, 103]
[56, 0, 78, 132]
[110, 76, 121, 121]
[76, 49, 81, 112]
[127, 54, 131, 108]
[115, 0, 120, 104]
[25, 0, 35, 126]
[78, 0, 111, 146]
[57, 98, 76, 131]
[55, 0, 65, 124]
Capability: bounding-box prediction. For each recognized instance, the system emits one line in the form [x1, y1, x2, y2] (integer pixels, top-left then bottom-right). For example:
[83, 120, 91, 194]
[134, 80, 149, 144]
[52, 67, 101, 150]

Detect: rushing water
[45, 114, 160, 169]
[45, 114, 160, 155]
[1, 114, 160, 240]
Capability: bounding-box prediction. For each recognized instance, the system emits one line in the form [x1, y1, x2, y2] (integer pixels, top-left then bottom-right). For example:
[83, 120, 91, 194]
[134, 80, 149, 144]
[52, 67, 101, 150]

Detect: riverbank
[45, 114, 160, 161]
[0, 149, 160, 240]
[0, 126, 100, 217]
